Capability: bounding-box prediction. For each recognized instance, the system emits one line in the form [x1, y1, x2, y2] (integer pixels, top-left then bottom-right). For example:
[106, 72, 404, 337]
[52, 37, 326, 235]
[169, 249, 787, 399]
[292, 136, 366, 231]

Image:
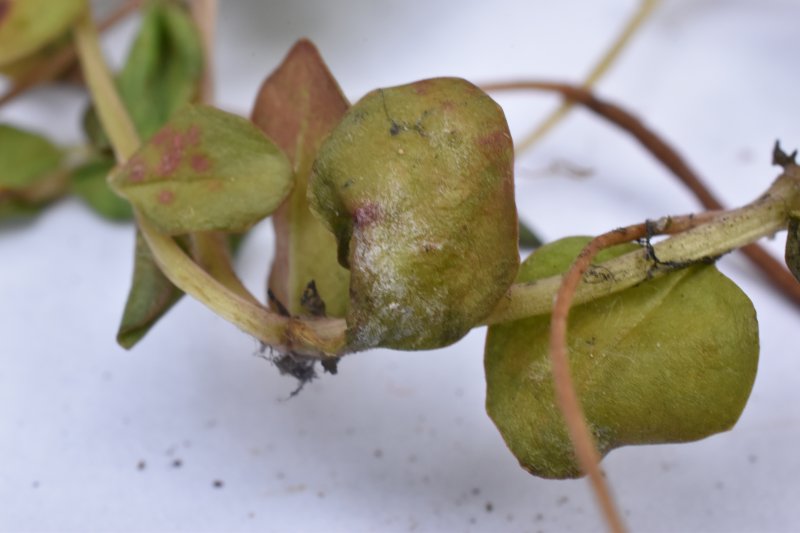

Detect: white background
[2, 0, 800, 531]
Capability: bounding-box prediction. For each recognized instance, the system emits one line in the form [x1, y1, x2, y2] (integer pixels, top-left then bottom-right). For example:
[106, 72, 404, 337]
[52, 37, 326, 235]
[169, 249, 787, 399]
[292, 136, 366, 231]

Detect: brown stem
[0, 0, 143, 108]
[550, 212, 715, 533]
[482, 81, 800, 309]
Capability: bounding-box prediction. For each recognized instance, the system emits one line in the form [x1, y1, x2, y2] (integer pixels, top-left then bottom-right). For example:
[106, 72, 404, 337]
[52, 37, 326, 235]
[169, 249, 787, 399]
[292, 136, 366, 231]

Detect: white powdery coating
[348, 207, 448, 350]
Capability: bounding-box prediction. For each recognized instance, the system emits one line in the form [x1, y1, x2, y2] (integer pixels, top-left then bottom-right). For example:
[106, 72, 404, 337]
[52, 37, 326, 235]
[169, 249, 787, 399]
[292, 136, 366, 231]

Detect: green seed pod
[309, 78, 519, 351]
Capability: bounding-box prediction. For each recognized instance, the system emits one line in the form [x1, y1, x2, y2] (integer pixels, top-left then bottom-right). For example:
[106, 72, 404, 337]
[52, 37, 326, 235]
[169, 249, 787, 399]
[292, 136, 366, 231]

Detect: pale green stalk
[487, 171, 798, 325]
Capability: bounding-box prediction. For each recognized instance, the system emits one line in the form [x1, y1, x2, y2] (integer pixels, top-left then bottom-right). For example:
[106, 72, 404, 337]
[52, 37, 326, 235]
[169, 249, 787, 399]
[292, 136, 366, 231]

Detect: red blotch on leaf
[190, 154, 211, 173]
[158, 150, 181, 175]
[152, 126, 175, 146]
[354, 203, 381, 227]
[157, 189, 175, 205]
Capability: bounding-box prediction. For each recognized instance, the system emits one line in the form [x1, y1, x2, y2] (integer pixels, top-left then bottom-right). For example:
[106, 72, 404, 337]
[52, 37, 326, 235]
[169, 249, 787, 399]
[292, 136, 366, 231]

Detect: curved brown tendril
[482, 80, 800, 310]
[550, 212, 715, 533]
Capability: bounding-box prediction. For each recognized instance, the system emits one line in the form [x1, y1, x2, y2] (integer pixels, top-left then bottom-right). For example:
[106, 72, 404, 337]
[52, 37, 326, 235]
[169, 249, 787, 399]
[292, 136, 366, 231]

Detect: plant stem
[137, 213, 289, 344]
[72, 11, 139, 163]
[486, 170, 799, 325]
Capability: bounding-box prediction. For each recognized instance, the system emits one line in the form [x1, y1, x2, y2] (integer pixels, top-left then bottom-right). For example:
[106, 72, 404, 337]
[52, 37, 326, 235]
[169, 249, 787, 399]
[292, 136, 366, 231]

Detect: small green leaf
[0, 0, 85, 67]
[108, 104, 293, 235]
[485, 236, 759, 479]
[118, 0, 203, 140]
[70, 157, 133, 221]
[117, 231, 185, 349]
[518, 219, 543, 249]
[251, 39, 351, 317]
[785, 217, 800, 283]
[0, 124, 67, 218]
[0, 124, 62, 188]
[83, 0, 204, 150]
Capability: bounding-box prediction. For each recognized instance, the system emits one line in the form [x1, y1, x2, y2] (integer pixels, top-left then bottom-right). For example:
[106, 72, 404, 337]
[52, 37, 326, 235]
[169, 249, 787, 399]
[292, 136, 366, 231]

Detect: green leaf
[118, 0, 203, 140]
[108, 104, 294, 235]
[785, 217, 800, 283]
[117, 230, 185, 349]
[0, 0, 85, 67]
[70, 157, 133, 221]
[518, 219, 543, 249]
[0, 124, 62, 188]
[0, 124, 67, 218]
[251, 39, 351, 317]
[485, 236, 759, 479]
[83, 0, 204, 150]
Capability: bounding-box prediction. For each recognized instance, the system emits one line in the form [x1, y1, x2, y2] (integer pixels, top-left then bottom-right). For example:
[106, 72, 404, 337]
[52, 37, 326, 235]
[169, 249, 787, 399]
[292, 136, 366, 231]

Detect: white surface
[2, 1, 800, 531]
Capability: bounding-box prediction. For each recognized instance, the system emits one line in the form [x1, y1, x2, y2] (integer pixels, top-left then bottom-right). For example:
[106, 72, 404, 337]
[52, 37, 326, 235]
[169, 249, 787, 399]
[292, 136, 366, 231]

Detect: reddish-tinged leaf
[251, 39, 350, 317]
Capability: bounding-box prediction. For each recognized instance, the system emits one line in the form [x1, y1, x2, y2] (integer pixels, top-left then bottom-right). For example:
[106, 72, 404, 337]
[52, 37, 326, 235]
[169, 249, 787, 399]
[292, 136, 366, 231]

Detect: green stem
[72, 11, 139, 162]
[486, 170, 799, 325]
[136, 213, 289, 345]
[190, 231, 263, 306]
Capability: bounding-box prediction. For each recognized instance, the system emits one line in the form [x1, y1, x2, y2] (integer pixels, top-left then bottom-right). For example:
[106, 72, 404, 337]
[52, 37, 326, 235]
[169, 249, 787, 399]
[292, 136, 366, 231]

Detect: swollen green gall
[485, 237, 759, 479]
[309, 78, 519, 351]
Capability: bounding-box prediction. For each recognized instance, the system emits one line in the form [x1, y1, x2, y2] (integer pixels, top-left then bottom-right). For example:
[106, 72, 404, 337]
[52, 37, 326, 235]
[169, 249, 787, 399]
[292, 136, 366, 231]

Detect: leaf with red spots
[109, 104, 293, 235]
[251, 39, 350, 317]
[0, 124, 68, 219]
[0, 0, 84, 68]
